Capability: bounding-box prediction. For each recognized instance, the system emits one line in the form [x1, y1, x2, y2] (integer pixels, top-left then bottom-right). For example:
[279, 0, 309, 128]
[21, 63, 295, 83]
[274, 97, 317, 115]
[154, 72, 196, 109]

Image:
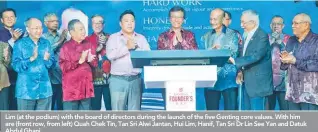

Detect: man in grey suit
[230, 10, 273, 110]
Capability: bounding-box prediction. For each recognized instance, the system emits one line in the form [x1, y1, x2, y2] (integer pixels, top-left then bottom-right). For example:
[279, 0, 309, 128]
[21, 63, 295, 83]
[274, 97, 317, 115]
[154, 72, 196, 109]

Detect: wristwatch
[133, 43, 139, 50]
[129, 45, 137, 51]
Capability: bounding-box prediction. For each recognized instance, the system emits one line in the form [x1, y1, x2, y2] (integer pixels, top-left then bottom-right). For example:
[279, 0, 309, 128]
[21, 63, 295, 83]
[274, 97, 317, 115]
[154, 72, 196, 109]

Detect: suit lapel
[244, 27, 260, 55]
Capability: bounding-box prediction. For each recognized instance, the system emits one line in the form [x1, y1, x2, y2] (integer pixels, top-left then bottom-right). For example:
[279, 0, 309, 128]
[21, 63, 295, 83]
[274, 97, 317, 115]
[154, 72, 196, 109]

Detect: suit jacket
[0, 26, 20, 85]
[235, 27, 273, 98]
[0, 42, 11, 90]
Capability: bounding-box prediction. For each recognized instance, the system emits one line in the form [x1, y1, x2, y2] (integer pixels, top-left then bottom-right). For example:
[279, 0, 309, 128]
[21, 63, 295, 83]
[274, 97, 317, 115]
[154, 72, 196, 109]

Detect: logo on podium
[166, 81, 196, 111]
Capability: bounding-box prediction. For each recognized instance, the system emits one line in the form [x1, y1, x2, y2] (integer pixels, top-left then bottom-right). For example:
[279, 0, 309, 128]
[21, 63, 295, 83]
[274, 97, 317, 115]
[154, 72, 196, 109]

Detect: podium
[130, 50, 230, 111]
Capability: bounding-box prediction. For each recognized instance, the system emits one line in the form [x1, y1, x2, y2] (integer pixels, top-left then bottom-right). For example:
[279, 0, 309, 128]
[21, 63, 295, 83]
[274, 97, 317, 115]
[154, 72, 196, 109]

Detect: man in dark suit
[230, 10, 273, 110]
[0, 8, 23, 110]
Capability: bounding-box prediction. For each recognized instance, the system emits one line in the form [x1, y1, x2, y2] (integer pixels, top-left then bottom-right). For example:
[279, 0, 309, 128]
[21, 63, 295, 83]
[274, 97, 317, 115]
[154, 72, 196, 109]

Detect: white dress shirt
[243, 26, 258, 56]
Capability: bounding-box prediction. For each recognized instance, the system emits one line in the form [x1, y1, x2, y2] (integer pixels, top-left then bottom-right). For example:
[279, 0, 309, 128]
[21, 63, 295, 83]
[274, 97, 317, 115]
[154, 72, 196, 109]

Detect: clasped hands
[79, 49, 96, 64]
[29, 46, 50, 62]
[280, 51, 296, 64]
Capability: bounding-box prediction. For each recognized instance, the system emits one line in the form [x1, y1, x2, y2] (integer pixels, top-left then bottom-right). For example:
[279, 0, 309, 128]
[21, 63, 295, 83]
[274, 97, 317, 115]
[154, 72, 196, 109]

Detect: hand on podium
[211, 44, 221, 49]
[228, 57, 235, 65]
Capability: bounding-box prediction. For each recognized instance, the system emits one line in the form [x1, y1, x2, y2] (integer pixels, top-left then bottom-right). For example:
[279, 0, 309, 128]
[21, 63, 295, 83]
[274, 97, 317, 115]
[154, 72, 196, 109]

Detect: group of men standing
[0, 6, 317, 111]
[0, 8, 151, 111]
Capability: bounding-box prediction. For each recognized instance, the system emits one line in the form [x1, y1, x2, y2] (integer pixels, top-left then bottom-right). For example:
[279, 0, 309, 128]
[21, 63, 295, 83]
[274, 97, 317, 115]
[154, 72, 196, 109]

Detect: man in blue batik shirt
[42, 13, 67, 110]
[11, 18, 55, 110]
[201, 8, 239, 110]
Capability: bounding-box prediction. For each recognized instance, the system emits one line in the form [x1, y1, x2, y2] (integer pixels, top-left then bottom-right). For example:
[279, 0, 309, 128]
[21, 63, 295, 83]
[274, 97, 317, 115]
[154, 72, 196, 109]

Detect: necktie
[243, 33, 248, 56]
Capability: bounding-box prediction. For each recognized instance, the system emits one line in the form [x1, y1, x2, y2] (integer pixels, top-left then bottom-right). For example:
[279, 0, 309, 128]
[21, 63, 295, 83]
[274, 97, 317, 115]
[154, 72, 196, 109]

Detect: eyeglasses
[241, 20, 253, 25]
[271, 23, 283, 26]
[292, 21, 308, 26]
[47, 20, 58, 23]
[93, 22, 104, 25]
[29, 27, 42, 30]
[170, 16, 184, 19]
[211, 18, 220, 21]
[2, 16, 15, 20]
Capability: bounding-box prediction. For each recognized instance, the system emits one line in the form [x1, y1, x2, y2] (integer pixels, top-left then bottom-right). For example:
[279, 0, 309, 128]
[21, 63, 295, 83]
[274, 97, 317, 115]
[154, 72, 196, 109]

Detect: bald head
[211, 8, 225, 18]
[25, 18, 42, 27]
[210, 8, 225, 31]
[25, 18, 43, 40]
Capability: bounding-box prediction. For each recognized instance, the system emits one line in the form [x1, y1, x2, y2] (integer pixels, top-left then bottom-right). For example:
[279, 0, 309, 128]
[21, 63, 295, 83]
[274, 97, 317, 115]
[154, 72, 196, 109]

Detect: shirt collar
[120, 30, 138, 37]
[91, 32, 105, 37]
[244, 26, 258, 38]
[249, 26, 258, 35]
[279, 33, 284, 39]
[3, 26, 13, 31]
[212, 25, 227, 34]
[69, 38, 86, 45]
[90, 32, 98, 38]
[169, 28, 185, 34]
[45, 31, 60, 37]
[1, 26, 12, 34]
[301, 30, 313, 43]
[26, 36, 44, 45]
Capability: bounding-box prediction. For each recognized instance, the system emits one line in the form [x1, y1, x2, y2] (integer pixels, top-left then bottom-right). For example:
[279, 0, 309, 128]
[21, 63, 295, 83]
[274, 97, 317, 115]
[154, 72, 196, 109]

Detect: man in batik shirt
[266, 15, 290, 110]
[43, 13, 67, 110]
[201, 8, 239, 110]
[281, 13, 318, 110]
[87, 15, 112, 110]
[157, 6, 198, 109]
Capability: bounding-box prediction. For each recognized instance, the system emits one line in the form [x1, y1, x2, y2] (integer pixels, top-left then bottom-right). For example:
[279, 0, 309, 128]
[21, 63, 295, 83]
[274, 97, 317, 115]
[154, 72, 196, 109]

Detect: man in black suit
[230, 10, 273, 110]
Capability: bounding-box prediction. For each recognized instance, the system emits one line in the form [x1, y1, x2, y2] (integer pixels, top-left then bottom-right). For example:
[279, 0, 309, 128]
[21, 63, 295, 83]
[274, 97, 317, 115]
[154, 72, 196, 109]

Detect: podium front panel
[144, 65, 217, 88]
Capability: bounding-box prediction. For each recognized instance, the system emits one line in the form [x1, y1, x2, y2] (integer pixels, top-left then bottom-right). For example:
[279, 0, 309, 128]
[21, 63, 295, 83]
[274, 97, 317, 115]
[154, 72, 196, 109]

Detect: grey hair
[212, 8, 225, 19]
[68, 19, 81, 31]
[91, 14, 103, 20]
[44, 13, 57, 22]
[242, 9, 259, 26]
[24, 17, 35, 27]
[271, 15, 284, 24]
[91, 14, 104, 23]
[296, 13, 312, 24]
